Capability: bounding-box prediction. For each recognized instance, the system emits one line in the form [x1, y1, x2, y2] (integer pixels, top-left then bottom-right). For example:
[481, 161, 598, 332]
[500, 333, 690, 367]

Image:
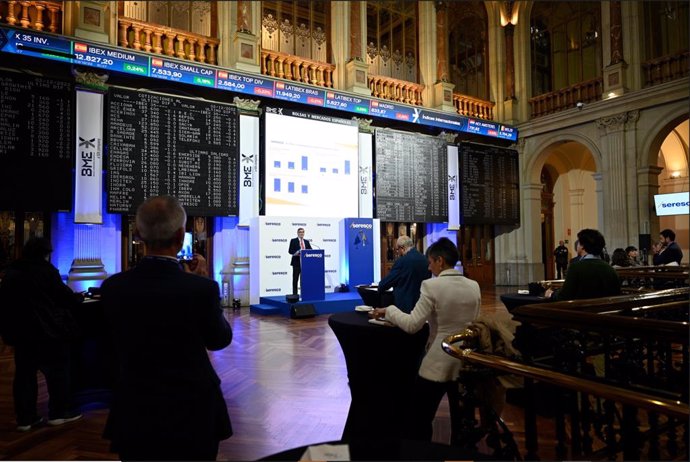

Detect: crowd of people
[0, 192, 685, 460]
[553, 228, 683, 274]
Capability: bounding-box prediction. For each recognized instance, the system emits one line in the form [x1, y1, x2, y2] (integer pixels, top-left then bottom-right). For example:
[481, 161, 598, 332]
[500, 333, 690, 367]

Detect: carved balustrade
[452, 93, 495, 120]
[260, 50, 334, 88]
[444, 287, 689, 460]
[1, 0, 62, 33]
[642, 51, 690, 87]
[117, 17, 219, 65]
[368, 74, 424, 106]
[529, 77, 603, 118]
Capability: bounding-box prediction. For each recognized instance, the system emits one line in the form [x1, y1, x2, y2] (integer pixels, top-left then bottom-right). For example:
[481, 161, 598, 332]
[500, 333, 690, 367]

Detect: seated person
[370, 238, 480, 441]
[377, 236, 430, 313]
[610, 248, 632, 268]
[625, 245, 642, 266]
[545, 229, 621, 301]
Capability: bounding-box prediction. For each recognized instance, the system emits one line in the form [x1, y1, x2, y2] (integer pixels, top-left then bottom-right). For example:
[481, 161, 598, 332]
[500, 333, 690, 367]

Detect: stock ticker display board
[374, 129, 448, 223]
[459, 142, 520, 225]
[0, 70, 73, 210]
[107, 87, 239, 216]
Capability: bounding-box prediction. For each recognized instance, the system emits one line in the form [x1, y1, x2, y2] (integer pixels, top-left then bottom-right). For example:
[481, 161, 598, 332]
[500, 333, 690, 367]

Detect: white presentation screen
[654, 192, 689, 216]
[264, 109, 359, 217]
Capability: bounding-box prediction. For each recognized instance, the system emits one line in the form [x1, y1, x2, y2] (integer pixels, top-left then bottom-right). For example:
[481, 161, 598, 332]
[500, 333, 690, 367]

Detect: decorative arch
[524, 132, 603, 185]
[639, 106, 690, 169]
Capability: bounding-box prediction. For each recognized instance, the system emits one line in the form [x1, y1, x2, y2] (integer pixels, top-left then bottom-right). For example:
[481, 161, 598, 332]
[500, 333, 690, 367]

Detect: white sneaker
[17, 417, 44, 432]
[47, 413, 82, 426]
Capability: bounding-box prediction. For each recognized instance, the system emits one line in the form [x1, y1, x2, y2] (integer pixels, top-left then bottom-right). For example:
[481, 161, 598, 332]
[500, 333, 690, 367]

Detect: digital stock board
[0, 26, 518, 142]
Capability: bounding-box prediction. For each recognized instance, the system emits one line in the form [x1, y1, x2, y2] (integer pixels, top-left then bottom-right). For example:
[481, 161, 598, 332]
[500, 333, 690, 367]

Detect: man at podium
[288, 227, 312, 295]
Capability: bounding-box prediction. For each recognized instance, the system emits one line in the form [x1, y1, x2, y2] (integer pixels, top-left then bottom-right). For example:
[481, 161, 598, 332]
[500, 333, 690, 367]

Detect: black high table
[328, 311, 429, 441]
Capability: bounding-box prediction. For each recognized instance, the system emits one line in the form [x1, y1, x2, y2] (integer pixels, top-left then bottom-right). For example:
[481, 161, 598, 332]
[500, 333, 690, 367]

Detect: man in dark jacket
[101, 196, 232, 460]
[378, 235, 431, 313]
[0, 237, 83, 431]
[652, 228, 683, 266]
[553, 240, 569, 279]
[288, 227, 312, 295]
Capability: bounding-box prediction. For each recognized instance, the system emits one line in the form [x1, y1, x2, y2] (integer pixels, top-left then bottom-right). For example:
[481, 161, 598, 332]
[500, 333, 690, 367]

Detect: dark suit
[652, 241, 683, 266]
[378, 248, 431, 313]
[288, 237, 312, 294]
[101, 256, 232, 460]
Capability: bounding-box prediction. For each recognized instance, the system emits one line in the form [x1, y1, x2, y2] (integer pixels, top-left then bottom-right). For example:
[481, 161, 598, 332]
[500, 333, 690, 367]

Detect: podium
[300, 249, 325, 301]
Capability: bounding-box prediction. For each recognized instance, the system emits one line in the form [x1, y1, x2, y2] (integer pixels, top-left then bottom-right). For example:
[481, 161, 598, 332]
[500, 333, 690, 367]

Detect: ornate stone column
[596, 110, 639, 250]
[71, 1, 116, 43]
[343, 1, 369, 95]
[568, 188, 585, 238]
[433, 1, 455, 112]
[499, 0, 519, 123]
[217, 0, 260, 72]
[637, 165, 664, 254]
[603, 1, 627, 96]
[417, 1, 437, 108]
[504, 23, 515, 100]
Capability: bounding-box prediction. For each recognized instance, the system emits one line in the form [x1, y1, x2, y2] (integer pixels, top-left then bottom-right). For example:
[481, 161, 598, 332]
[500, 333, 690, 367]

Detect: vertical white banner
[358, 132, 373, 218]
[447, 145, 460, 230]
[239, 114, 260, 226]
[75, 90, 103, 224]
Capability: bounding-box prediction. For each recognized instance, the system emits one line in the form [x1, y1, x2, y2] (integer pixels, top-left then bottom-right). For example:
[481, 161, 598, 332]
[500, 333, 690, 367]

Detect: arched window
[530, 2, 601, 96]
[261, 1, 330, 63]
[366, 1, 418, 82]
[643, 1, 689, 60]
[447, 3, 488, 100]
[121, 1, 216, 37]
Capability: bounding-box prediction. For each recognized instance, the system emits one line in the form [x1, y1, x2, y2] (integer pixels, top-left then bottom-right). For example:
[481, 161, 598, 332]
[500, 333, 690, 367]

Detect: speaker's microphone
[307, 240, 320, 249]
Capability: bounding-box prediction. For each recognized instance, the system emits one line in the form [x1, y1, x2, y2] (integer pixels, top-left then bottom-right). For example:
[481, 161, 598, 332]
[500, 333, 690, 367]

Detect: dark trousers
[292, 265, 301, 295]
[404, 376, 453, 441]
[13, 340, 72, 424]
[556, 262, 568, 279]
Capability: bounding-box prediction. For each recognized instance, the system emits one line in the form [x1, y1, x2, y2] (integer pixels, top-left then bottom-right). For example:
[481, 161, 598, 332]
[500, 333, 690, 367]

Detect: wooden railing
[642, 51, 690, 87]
[528, 77, 603, 118]
[368, 74, 424, 106]
[0, 0, 62, 33]
[452, 93, 494, 120]
[260, 50, 335, 88]
[117, 17, 219, 65]
[442, 288, 689, 460]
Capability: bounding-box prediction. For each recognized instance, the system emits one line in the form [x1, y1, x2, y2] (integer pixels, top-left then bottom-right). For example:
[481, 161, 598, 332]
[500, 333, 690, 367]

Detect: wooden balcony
[368, 74, 424, 106]
[528, 77, 603, 118]
[452, 93, 495, 120]
[117, 17, 219, 65]
[260, 50, 335, 88]
[0, 0, 62, 33]
[642, 51, 690, 87]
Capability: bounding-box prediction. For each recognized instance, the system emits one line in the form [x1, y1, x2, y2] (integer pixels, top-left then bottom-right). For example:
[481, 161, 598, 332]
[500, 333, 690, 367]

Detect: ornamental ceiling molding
[352, 117, 374, 133]
[596, 110, 640, 133]
[233, 97, 261, 114]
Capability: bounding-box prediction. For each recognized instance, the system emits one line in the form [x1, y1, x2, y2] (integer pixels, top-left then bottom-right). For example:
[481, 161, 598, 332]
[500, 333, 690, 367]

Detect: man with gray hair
[378, 235, 431, 313]
[101, 196, 232, 460]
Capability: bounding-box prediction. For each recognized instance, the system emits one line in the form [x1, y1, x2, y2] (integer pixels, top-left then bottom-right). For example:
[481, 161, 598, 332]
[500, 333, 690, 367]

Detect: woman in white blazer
[371, 237, 481, 441]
